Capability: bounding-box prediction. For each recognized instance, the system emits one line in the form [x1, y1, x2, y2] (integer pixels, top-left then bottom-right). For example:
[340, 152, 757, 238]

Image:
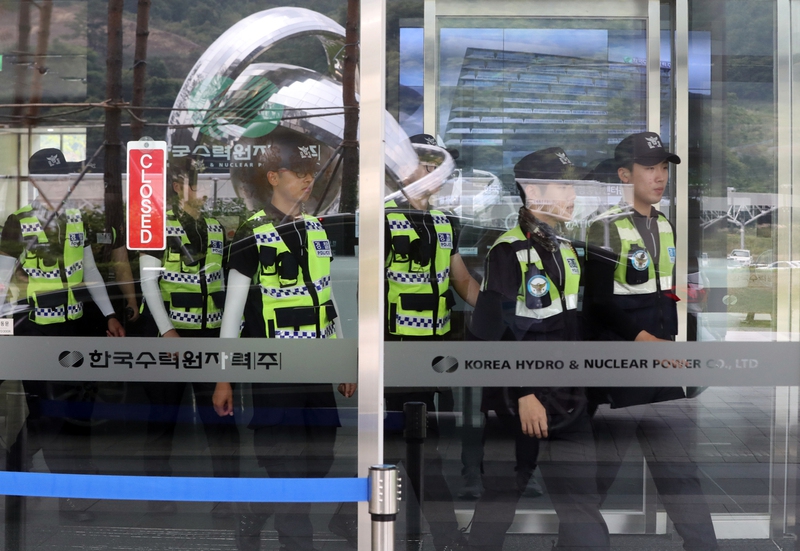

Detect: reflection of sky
[400, 28, 424, 86]
[688, 32, 711, 94]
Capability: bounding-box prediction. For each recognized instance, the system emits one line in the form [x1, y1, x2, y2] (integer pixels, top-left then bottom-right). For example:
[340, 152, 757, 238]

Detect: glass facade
[0, 1, 798, 550]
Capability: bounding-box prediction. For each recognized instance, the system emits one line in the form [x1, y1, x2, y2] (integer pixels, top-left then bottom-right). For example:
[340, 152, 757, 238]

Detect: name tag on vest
[68, 233, 84, 248]
[314, 240, 332, 257]
[566, 257, 579, 274]
[210, 240, 223, 256]
[668, 247, 676, 263]
[437, 233, 453, 249]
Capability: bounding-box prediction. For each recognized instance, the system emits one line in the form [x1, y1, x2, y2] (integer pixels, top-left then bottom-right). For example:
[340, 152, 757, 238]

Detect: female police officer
[467, 147, 609, 551]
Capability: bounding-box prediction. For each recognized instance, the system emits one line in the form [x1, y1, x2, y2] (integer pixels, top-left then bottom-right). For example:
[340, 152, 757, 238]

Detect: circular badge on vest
[631, 249, 650, 271]
[526, 274, 550, 298]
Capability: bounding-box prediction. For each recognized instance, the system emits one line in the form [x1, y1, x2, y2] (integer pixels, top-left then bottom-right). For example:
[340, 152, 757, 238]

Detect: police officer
[381, 134, 479, 551]
[0, 198, 125, 521]
[138, 155, 239, 515]
[467, 148, 610, 551]
[584, 132, 718, 551]
[212, 128, 354, 551]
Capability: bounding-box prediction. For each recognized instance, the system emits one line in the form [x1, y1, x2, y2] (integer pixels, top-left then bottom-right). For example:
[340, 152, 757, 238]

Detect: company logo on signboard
[59, 351, 84, 368]
[432, 356, 459, 373]
[127, 141, 167, 250]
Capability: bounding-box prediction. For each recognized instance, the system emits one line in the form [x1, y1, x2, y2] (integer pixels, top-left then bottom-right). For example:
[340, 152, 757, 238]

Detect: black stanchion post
[5, 390, 27, 551]
[403, 402, 426, 549]
[369, 465, 399, 551]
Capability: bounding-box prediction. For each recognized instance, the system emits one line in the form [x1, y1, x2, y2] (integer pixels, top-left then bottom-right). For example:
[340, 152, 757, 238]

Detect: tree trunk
[27, 0, 53, 122]
[130, 0, 151, 140]
[12, 0, 32, 124]
[339, 0, 360, 214]
[103, 0, 124, 259]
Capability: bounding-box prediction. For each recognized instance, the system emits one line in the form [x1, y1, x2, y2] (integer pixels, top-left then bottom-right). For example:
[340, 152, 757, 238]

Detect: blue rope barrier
[0, 472, 369, 503]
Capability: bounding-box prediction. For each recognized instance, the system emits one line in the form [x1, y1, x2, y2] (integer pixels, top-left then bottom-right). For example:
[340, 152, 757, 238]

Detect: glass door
[379, 0, 795, 548]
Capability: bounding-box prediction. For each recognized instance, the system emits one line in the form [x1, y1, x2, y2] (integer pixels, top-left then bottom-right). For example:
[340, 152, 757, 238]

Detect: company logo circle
[631, 250, 649, 271]
[526, 275, 549, 298]
[432, 356, 458, 373]
[59, 351, 84, 368]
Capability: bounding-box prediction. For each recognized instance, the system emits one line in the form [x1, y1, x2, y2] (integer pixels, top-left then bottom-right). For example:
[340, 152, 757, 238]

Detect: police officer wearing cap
[212, 129, 354, 551]
[466, 147, 609, 551]
[0, 195, 125, 521]
[138, 155, 239, 514]
[584, 132, 719, 551]
[382, 133, 479, 551]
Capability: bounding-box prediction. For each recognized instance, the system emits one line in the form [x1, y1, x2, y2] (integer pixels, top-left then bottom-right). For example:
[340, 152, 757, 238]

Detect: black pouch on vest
[524, 264, 552, 310]
[274, 306, 316, 329]
[35, 243, 59, 267]
[323, 299, 338, 321]
[71, 285, 92, 303]
[410, 240, 431, 267]
[35, 289, 68, 308]
[443, 288, 456, 310]
[171, 292, 204, 308]
[400, 293, 438, 311]
[277, 252, 299, 281]
[625, 245, 651, 285]
[259, 246, 277, 269]
[167, 236, 183, 254]
[392, 235, 410, 260]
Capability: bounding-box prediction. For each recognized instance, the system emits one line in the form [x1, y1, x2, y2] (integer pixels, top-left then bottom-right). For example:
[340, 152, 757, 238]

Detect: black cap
[409, 133, 459, 161]
[260, 128, 324, 175]
[28, 148, 83, 174]
[583, 158, 620, 183]
[614, 132, 681, 166]
[514, 147, 576, 181]
[409, 133, 438, 146]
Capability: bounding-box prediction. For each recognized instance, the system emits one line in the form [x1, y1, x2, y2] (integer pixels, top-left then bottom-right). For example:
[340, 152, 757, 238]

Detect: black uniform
[139, 207, 239, 480]
[384, 205, 465, 550]
[468, 228, 610, 551]
[228, 203, 339, 551]
[585, 208, 718, 551]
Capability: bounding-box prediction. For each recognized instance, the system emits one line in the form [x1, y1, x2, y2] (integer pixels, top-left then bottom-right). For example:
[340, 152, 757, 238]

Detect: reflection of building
[442, 47, 670, 176]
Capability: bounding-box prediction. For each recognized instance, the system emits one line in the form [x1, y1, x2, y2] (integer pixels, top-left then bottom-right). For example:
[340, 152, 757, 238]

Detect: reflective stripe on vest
[609, 211, 675, 296]
[251, 213, 336, 339]
[160, 211, 225, 330]
[385, 201, 453, 337]
[487, 225, 580, 321]
[17, 206, 85, 324]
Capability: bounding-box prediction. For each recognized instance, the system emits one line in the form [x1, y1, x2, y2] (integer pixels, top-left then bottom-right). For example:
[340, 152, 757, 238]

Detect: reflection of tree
[688, 0, 776, 195]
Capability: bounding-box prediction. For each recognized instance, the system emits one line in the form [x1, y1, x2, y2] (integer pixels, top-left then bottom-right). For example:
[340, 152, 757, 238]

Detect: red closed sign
[127, 141, 167, 250]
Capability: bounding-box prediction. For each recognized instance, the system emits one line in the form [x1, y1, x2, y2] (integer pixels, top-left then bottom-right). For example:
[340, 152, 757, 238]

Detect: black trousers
[17, 317, 96, 475]
[469, 412, 610, 551]
[240, 384, 339, 551]
[142, 381, 240, 478]
[141, 326, 239, 478]
[592, 403, 719, 551]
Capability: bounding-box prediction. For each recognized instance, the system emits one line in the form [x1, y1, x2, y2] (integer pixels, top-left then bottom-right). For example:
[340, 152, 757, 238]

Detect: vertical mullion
[358, 0, 386, 549]
[674, 0, 689, 341]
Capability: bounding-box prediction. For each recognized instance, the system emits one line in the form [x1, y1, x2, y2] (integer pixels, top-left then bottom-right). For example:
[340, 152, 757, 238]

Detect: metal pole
[5, 390, 28, 551]
[403, 402, 426, 549]
[369, 465, 399, 551]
